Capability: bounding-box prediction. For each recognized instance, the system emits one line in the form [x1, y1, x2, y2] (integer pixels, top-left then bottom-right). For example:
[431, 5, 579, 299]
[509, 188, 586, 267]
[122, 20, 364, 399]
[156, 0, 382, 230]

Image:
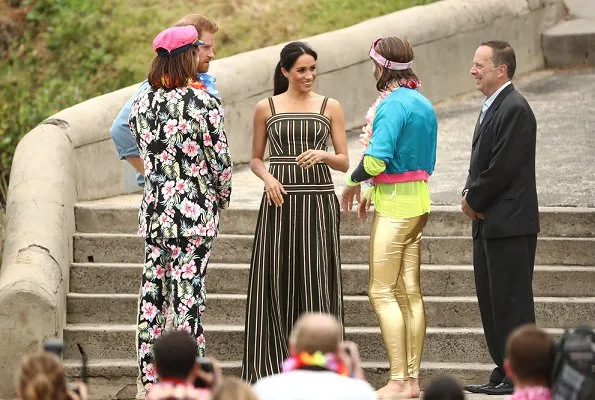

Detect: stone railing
[0, 0, 565, 396]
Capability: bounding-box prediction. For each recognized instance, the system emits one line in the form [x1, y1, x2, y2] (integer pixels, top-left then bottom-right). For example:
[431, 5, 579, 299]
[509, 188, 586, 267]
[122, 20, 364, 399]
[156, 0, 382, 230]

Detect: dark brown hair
[423, 376, 465, 400]
[154, 331, 198, 379]
[17, 352, 69, 400]
[481, 40, 516, 79]
[148, 46, 199, 89]
[506, 324, 555, 383]
[373, 37, 418, 92]
[174, 14, 218, 38]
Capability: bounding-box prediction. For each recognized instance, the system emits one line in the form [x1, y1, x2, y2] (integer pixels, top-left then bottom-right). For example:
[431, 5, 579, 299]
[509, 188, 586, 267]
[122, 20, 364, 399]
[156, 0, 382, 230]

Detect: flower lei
[145, 381, 208, 400]
[158, 73, 219, 97]
[282, 351, 349, 376]
[359, 78, 421, 153]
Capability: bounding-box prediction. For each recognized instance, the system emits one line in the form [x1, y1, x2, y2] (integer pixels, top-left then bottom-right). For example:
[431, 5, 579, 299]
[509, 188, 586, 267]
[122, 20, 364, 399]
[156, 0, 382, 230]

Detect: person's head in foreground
[289, 312, 342, 356]
[17, 351, 87, 400]
[211, 377, 258, 400]
[504, 323, 555, 389]
[423, 376, 465, 400]
[153, 330, 200, 382]
[147, 330, 221, 400]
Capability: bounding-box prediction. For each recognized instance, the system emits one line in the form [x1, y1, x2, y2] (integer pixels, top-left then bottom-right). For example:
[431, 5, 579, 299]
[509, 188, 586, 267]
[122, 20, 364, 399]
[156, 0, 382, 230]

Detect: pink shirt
[508, 386, 552, 400]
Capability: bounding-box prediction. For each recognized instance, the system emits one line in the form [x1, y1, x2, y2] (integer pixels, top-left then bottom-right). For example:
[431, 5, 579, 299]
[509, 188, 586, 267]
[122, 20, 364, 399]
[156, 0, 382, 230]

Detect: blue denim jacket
[110, 81, 150, 186]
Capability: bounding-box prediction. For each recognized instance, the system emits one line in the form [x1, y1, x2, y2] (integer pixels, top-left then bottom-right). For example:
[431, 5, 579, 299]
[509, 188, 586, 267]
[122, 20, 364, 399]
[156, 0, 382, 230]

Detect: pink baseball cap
[153, 25, 204, 57]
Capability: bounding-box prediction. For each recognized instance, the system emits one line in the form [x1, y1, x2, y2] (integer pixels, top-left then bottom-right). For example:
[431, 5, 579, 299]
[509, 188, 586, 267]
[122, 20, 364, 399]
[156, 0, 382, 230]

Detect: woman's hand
[263, 175, 287, 207]
[296, 149, 327, 169]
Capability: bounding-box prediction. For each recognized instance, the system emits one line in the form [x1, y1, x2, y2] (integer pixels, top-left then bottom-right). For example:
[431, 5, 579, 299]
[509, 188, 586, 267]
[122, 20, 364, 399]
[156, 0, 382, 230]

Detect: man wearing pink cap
[110, 14, 219, 187]
[129, 24, 232, 392]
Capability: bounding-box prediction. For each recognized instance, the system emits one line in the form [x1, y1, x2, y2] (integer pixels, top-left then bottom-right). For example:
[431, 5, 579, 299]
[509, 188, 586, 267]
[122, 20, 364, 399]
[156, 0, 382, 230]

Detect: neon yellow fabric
[363, 155, 387, 175]
[356, 155, 430, 219]
[366, 181, 430, 218]
[370, 181, 431, 219]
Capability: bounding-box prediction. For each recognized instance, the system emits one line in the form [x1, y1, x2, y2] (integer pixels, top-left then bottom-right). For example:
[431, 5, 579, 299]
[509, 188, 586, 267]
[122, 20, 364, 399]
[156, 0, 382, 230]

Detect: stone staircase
[542, 0, 595, 67]
[65, 195, 595, 399]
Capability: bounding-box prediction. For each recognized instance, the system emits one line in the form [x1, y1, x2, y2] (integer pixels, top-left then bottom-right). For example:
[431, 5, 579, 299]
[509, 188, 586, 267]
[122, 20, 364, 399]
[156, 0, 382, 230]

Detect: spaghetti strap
[268, 97, 276, 116]
[320, 97, 329, 115]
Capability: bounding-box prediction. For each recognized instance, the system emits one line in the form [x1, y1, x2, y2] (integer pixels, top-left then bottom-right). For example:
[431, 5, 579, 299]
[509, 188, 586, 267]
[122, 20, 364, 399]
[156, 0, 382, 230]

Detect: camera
[42, 337, 64, 357]
[194, 357, 214, 388]
[43, 338, 88, 396]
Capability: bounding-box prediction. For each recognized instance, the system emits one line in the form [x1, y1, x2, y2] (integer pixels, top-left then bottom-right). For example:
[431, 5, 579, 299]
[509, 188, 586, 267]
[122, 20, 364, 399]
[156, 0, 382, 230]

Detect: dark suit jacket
[464, 83, 540, 239]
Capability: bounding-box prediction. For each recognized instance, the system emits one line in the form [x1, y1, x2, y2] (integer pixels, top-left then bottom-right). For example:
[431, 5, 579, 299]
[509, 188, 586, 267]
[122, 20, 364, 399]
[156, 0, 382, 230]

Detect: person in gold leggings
[341, 36, 438, 399]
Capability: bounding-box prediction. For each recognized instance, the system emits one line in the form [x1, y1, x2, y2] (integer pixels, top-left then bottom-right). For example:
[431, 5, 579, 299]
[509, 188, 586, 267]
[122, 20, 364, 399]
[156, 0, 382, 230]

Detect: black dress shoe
[463, 382, 497, 393]
[482, 381, 514, 395]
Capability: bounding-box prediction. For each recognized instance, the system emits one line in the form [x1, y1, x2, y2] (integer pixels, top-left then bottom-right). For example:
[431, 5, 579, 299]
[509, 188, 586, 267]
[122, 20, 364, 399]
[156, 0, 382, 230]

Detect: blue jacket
[364, 88, 437, 178]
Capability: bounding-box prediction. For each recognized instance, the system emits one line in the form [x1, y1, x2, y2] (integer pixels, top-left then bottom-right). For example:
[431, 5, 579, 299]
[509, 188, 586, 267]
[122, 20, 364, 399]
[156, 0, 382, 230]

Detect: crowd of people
[16, 318, 563, 400]
[16, 5, 579, 400]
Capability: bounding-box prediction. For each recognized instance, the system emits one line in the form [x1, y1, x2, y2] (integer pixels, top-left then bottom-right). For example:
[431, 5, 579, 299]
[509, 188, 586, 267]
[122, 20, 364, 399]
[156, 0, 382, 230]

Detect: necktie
[479, 101, 489, 124]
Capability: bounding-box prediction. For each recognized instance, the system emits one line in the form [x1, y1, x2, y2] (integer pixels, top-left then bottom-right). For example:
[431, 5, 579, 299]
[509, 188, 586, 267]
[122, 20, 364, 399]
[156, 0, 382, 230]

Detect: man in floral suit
[128, 25, 232, 391]
[110, 14, 220, 186]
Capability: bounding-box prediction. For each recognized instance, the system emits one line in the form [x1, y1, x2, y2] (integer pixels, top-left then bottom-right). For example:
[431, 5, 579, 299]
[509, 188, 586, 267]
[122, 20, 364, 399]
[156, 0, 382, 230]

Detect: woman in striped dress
[241, 41, 349, 382]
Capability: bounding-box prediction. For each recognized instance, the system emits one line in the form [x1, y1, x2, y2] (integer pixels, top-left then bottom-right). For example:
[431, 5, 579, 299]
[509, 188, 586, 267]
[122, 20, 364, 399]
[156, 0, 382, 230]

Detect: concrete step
[66, 293, 595, 328]
[70, 262, 595, 297]
[542, 19, 595, 67]
[73, 232, 595, 265]
[66, 324, 561, 364]
[64, 358, 498, 400]
[75, 202, 595, 237]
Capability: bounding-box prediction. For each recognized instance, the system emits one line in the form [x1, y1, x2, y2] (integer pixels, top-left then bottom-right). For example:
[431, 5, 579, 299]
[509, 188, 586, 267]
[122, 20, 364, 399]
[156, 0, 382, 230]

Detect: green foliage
[0, 173, 6, 266]
[0, 0, 136, 185]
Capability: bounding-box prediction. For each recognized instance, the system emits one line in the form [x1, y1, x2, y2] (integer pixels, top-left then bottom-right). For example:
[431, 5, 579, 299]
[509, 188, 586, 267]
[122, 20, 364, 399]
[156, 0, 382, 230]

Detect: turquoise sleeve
[364, 100, 407, 162]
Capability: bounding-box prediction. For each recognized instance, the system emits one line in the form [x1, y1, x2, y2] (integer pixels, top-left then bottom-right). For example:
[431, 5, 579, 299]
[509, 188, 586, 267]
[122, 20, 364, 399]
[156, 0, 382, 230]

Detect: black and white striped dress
[241, 97, 344, 383]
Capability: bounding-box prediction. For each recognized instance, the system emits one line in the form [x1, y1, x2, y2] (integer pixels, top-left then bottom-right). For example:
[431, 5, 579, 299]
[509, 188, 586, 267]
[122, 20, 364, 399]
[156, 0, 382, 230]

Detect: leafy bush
[0, 173, 6, 266]
[0, 0, 136, 187]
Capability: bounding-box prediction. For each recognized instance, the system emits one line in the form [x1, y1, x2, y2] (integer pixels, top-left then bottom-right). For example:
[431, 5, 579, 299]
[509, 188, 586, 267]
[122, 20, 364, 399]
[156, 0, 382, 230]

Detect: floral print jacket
[129, 85, 232, 239]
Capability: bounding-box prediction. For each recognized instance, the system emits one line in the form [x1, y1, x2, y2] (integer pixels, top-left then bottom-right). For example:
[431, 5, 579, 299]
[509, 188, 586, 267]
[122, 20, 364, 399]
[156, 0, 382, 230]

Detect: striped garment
[241, 97, 345, 383]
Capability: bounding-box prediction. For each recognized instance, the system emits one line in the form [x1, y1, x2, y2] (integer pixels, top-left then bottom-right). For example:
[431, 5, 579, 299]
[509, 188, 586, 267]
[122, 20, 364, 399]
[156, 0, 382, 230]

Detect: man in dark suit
[461, 41, 539, 395]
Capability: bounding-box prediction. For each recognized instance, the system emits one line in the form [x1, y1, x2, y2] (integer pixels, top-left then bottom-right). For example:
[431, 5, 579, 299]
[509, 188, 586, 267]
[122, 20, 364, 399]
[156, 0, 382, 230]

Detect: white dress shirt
[480, 81, 512, 123]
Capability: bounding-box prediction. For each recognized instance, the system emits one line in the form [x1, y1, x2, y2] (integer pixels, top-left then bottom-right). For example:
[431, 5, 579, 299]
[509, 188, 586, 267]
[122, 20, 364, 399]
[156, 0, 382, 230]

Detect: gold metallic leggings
[368, 212, 428, 380]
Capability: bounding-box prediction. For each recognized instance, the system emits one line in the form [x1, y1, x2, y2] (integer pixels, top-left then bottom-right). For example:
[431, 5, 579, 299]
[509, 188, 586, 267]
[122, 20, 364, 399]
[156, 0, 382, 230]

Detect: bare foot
[409, 378, 421, 398]
[376, 380, 412, 399]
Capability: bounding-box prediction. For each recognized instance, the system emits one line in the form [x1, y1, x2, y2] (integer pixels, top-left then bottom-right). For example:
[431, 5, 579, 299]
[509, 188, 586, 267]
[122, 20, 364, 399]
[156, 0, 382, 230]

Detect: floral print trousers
[136, 235, 213, 389]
